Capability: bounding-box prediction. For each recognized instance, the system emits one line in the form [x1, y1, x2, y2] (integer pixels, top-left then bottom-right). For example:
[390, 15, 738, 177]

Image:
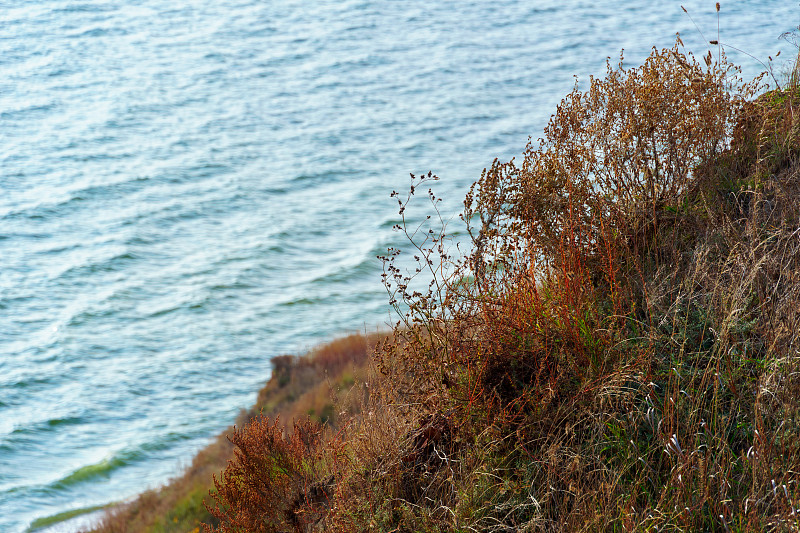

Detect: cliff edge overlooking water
[85, 42, 800, 532]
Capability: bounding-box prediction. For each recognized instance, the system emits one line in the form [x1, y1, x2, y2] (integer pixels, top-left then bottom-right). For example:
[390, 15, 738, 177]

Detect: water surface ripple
[0, 1, 794, 530]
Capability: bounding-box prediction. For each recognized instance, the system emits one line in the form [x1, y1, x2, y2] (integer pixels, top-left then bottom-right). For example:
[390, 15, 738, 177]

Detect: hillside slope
[94, 42, 800, 533]
[86, 333, 383, 533]
[204, 44, 800, 532]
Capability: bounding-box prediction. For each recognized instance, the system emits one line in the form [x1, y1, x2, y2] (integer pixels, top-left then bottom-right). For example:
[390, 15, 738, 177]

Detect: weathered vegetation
[93, 39, 800, 532]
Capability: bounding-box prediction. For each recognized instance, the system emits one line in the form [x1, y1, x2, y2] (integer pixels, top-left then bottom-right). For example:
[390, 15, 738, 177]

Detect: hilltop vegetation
[92, 41, 800, 532]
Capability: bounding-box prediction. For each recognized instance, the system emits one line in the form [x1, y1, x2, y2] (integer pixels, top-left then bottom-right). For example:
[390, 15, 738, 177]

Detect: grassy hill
[90, 41, 800, 532]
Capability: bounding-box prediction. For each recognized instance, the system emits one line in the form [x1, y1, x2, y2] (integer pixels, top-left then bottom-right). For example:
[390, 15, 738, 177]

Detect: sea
[0, 1, 795, 530]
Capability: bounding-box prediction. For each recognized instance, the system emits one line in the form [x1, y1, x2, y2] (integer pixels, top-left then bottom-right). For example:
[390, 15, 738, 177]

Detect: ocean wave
[50, 453, 138, 490]
[46, 432, 192, 493]
[60, 251, 140, 282]
[8, 417, 84, 437]
[309, 255, 377, 286]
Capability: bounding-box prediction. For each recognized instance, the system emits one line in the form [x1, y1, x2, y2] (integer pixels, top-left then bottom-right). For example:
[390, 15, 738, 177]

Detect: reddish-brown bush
[205, 417, 335, 533]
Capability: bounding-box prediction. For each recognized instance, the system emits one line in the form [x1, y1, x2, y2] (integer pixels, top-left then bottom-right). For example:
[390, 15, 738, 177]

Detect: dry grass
[365, 42, 800, 532]
[95, 40, 800, 533]
[202, 42, 800, 533]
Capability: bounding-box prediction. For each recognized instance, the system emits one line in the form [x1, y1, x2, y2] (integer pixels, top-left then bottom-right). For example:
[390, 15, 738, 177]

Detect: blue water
[0, 1, 795, 530]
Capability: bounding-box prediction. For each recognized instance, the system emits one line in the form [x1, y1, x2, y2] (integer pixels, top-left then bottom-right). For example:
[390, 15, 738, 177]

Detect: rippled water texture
[0, 1, 795, 530]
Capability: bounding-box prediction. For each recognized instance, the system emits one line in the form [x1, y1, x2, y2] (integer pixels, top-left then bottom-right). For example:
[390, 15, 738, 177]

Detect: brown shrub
[376, 41, 800, 531]
[204, 417, 336, 533]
